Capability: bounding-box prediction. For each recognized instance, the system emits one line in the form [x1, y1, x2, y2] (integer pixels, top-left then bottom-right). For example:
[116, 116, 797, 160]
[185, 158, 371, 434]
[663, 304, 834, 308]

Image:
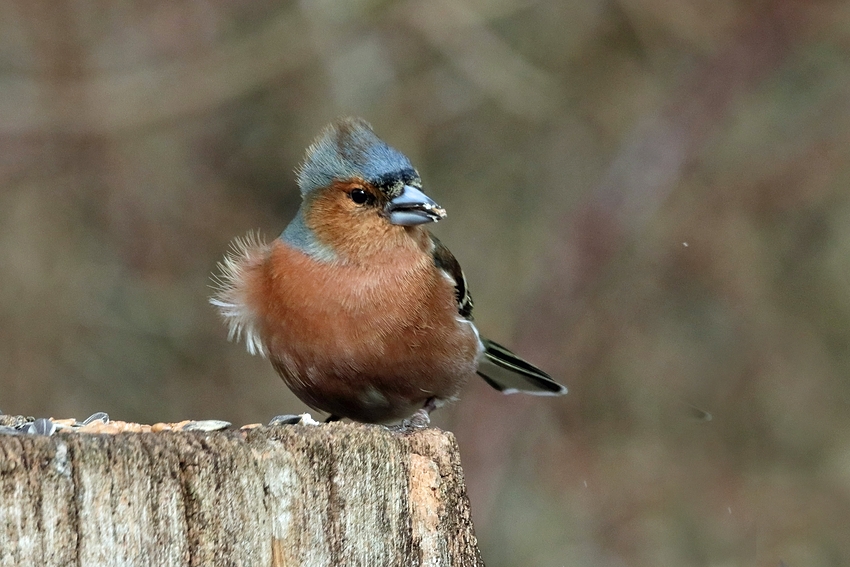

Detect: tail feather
[476, 339, 567, 396]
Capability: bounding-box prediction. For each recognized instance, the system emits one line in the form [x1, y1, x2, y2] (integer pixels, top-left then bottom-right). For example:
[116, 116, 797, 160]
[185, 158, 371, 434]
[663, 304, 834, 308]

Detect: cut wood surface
[0, 418, 483, 567]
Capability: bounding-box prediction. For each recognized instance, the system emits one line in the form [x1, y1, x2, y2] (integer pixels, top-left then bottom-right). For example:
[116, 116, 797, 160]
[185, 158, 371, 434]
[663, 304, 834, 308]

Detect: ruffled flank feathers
[209, 231, 270, 357]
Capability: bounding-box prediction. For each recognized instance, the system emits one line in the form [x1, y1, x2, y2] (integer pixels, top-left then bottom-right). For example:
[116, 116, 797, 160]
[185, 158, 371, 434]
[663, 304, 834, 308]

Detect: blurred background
[1, 0, 849, 565]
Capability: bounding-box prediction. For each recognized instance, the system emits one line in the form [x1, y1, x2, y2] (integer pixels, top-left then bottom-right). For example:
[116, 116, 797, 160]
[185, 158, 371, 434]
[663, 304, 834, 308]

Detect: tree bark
[0, 420, 483, 567]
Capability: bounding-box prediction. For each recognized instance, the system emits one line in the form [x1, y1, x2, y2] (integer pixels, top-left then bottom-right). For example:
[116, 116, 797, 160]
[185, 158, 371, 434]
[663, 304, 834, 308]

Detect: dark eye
[349, 188, 372, 205]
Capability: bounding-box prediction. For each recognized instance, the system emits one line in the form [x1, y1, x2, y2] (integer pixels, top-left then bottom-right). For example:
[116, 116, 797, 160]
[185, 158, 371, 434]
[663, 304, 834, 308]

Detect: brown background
[2, 1, 849, 565]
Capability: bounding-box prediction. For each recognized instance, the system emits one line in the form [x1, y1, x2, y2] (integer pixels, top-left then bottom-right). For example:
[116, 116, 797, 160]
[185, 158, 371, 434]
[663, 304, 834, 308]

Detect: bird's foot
[404, 408, 432, 429]
[387, 398, 437, 432]
[385, 410, 431, 433]
[268, 413, 320, 426]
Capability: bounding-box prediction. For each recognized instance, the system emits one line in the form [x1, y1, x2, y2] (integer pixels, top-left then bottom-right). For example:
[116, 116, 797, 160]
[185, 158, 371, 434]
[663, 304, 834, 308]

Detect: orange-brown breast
[242, 236, 481, 423]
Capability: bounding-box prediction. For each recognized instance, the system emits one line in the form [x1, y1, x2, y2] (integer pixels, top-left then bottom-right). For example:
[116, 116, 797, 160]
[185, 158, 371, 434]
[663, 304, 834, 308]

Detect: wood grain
[0, 421, 483, 567]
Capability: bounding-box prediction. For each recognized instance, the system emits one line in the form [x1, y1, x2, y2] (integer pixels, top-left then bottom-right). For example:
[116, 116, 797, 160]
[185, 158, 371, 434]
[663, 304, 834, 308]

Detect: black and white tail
[476, 339, 567, 396]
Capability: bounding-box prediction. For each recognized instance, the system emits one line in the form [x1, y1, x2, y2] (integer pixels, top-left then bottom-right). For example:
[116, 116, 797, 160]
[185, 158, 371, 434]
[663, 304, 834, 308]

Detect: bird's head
[289, 118, 446, 259]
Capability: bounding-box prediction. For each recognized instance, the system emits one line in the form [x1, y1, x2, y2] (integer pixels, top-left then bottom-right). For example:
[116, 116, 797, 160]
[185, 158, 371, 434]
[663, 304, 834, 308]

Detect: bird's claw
[269, 413, 320, 426]
[385, 408, 431, 433]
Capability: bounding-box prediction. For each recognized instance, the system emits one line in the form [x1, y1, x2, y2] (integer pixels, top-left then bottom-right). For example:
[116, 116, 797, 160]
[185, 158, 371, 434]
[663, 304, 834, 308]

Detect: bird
[210, 117, 566, 426]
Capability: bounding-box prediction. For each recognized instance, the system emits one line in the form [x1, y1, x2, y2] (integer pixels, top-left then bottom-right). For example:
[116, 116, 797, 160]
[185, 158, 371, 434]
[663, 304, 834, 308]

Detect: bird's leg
[325, 414, 342, 423]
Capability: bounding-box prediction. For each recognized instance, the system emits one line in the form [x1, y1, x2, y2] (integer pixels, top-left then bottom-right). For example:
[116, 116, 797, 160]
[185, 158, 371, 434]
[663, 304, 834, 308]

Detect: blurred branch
[399, 0, 563, 120]
[520, 0, 807, 368]
[0, 7, 315, 134]
[459, 0, 811, 526]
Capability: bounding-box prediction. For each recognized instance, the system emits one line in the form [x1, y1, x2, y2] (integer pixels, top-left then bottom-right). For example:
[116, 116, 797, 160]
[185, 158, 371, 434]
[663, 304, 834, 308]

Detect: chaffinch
[211, 117, 566, 426]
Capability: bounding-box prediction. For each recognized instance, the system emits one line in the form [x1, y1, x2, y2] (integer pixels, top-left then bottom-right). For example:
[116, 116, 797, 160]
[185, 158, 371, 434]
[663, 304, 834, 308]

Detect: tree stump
[0, 419, 483, 566]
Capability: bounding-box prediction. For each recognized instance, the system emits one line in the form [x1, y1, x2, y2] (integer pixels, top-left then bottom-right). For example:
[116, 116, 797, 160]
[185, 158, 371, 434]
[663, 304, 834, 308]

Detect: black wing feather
[430, 234, 473, 319]
[477, 338, 567, 395]
[428, 234, 567, 396]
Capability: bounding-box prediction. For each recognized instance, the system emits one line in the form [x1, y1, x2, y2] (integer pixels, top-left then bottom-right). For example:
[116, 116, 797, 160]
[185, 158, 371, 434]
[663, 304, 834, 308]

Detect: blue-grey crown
[296, 118, 419, 196]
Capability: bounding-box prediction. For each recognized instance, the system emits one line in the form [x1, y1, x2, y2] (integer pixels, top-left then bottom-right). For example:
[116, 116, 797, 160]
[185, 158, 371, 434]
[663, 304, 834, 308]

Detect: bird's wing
[428, 234, 567, 396]
[430, 234, 474, 319]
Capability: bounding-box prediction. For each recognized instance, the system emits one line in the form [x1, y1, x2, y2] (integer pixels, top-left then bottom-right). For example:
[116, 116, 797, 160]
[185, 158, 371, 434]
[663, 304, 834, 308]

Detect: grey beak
[386, 185, 446, 226]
